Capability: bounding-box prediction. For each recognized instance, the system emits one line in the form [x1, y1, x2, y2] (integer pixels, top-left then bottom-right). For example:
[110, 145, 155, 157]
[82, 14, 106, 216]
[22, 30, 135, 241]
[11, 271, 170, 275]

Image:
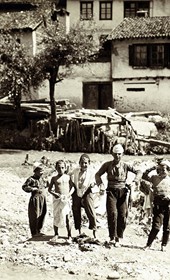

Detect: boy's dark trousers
[106, 188, 128, 240]
[28, 195, 47, 236]
[147, 203, 170, 247]
[72, 189, 97, 231]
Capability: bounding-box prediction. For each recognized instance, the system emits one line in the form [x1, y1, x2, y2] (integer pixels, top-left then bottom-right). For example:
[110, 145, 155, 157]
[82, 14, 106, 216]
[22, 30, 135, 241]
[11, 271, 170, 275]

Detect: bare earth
[0, 150, 170, 280]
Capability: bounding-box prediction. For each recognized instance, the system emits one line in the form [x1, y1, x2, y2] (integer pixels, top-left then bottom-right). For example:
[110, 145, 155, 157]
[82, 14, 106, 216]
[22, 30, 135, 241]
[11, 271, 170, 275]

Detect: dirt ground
[0, 149, 170, 280]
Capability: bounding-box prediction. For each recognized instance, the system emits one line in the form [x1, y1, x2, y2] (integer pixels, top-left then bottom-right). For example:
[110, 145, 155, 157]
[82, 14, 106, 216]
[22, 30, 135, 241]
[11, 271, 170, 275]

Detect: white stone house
[108, 16, 170, 113]
[0, 2, 70, 100]
[53, 0, 170, 112]
[2, 0, 170, 112]
[0, 3, 46, 56]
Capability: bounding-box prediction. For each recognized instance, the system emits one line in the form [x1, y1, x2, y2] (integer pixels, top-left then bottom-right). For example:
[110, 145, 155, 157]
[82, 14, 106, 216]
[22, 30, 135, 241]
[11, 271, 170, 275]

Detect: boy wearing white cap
[143, 160, 170, 251]
[95, 144, 142, 247]
[22, 162, 47, 237]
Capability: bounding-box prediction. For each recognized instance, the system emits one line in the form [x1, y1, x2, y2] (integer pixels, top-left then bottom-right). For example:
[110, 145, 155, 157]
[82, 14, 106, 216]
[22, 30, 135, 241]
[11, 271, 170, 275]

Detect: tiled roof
[0, 9, 43, 30]
[108, 16, 170, 40]
[0, 1, 33, 2]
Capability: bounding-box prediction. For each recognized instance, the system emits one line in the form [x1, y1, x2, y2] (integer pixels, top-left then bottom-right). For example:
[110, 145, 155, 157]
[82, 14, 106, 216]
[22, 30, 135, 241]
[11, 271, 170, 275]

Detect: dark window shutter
[129, 45, 134, 66]
[147, 45, 150, 67]
[164, 43, 170, 68]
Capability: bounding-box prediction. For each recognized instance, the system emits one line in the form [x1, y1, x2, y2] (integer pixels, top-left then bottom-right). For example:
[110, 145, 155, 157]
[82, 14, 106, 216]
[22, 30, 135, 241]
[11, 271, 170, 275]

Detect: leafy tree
[0, 17, 101, 133]
[0, 33, 45, 129]
[37, 19, 101, 133]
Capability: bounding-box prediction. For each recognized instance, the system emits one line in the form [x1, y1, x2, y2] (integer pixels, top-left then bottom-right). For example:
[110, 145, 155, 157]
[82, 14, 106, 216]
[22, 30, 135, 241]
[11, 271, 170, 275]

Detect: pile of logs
[55, 108, 168, 154]
[0, 98, 170, 154]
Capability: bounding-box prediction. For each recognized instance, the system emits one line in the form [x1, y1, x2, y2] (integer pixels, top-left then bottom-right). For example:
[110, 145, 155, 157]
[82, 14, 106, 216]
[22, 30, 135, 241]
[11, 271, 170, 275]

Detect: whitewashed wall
[66, 0, 170, 32]
[112, 39, 170, 113]
[67, 0, 123, 33]
[113, 78, 170, 113]
[38, 62, 111, 107]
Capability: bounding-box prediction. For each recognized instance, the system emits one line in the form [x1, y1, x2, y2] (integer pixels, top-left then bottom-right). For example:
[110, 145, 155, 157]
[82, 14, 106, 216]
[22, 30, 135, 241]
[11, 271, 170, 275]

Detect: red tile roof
[108, 16, 170, 40]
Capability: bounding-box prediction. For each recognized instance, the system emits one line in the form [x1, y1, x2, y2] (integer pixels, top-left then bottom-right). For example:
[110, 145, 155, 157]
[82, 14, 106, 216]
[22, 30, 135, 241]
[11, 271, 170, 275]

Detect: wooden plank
[21, 104, 50, 109]
[0, 111, 16, 117]
[125, 111, 161, 117]
[136, 137, 170, 147]
[80, 120, 121, 127]
[79, 109, 120, 121]
[108, 107, 138, 135]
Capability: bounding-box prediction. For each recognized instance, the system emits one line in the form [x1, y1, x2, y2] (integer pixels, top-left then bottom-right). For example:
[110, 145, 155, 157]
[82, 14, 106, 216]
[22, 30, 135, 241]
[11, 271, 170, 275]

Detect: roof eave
[111, 35, 170, 41]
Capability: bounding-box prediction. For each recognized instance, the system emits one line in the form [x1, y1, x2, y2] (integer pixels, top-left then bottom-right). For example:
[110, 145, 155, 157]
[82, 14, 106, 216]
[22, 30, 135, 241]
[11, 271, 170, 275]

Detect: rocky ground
[0, 150, 170, 280]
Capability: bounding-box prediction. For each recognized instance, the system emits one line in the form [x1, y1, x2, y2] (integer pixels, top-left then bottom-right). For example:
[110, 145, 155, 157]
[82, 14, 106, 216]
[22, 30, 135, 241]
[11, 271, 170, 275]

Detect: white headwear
[33, 162, 43, 172]
[112, 144, 124, 154]
[159, 160, 170, 169]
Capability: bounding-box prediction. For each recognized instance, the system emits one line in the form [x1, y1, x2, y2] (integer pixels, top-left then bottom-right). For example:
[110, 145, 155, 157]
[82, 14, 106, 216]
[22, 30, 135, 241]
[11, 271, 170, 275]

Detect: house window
[129, 44, 169, 68]
[124, 1, 150, 18]
[134, 45, 147, 67]
[150, 45, 164, 67]
[80, 1, 93, 20]
[126, 88, 145, 91]
[100, 1, 112, 20]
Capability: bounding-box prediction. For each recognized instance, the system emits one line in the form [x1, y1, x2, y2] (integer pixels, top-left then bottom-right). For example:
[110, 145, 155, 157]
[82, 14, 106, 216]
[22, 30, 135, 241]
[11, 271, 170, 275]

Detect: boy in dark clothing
[22, 162, 47, 237]
[143, 160, 170, 251]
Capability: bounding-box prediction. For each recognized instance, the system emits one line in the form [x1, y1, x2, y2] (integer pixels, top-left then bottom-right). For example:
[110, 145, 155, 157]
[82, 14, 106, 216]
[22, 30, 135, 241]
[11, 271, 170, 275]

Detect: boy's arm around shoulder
[126, 163, 142, 181]
[95, 162, 109, 194]
[95, 161, 109, 185]
[68, 176, 76, 197]
[142, 165, 157, 181]
[137, 165, 156, 195]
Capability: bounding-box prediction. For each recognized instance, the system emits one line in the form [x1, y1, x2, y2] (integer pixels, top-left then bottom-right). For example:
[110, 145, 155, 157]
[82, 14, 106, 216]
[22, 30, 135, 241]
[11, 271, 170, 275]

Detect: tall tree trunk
[15, 105, 25, 131]
[49, 67, 58, 134]
[14, 91, 25, 131]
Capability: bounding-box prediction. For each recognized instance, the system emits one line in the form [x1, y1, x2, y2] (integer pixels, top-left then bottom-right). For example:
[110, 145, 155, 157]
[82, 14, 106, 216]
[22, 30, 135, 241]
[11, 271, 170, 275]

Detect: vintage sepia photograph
[0, 0, 170, 279]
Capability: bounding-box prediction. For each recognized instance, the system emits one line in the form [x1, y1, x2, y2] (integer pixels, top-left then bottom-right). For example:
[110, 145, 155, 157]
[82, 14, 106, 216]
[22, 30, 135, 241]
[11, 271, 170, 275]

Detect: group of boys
[22, 144, 170, 252]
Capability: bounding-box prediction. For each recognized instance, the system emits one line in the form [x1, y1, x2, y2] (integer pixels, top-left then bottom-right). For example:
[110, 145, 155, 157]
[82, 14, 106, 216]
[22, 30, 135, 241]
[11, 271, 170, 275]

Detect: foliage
[0, 17, 101, 132]
[35, 19, 101, 132]
[148, 115, 170, 154]
[38, 20, 101, 71]
[0, 33, 45, 108]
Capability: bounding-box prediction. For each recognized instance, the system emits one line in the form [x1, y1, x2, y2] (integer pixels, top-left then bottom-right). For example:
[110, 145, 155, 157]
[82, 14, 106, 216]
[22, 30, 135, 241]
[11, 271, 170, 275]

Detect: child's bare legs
[54, 225, 58, 237]
[49, 225, 58, 242]
[93, 229, 96, 239]
[66, 215, 72, 241]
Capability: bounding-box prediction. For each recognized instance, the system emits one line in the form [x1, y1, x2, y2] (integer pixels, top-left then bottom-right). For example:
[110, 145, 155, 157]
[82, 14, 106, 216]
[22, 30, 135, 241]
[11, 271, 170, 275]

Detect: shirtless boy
[48, 160, 74, 242]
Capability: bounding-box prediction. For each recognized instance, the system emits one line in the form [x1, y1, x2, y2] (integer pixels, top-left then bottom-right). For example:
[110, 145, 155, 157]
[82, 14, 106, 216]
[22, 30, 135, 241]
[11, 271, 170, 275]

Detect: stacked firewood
[0, 98, 170, 153]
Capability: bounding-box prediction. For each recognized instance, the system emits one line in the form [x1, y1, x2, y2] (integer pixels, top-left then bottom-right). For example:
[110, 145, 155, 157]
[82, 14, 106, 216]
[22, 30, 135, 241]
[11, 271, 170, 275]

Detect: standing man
[95, 144, 142, 247]
[143, 160, 170, 252]
[22, 162, 47, 237]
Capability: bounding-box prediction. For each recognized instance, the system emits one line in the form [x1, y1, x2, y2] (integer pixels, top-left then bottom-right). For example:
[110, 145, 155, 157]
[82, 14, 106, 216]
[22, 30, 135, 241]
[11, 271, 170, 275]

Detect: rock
[63, 254, 72, 262]
[107, 271, 120, 279]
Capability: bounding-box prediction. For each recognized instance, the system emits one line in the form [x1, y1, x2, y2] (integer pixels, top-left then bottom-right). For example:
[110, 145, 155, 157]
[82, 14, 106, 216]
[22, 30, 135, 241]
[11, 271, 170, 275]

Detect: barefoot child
[48, 160, 74, 242]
